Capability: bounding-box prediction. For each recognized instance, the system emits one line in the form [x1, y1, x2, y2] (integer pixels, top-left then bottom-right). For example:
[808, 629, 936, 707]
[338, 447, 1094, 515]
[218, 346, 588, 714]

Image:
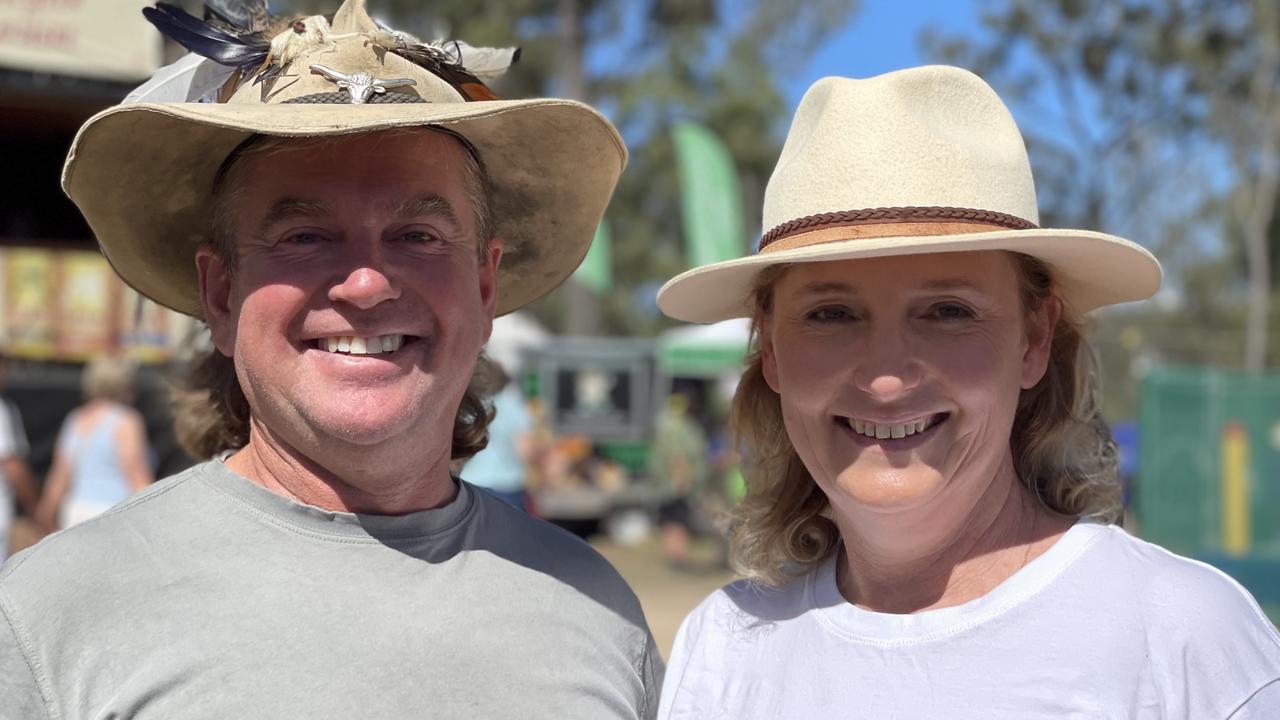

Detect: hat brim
[657, 228, 1161, 323]
[62, 100, 626, 317]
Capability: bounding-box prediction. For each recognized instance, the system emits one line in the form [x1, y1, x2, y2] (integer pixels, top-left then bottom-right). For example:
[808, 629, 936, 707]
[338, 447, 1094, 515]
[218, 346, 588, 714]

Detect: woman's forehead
[774, 251, 1019, 295]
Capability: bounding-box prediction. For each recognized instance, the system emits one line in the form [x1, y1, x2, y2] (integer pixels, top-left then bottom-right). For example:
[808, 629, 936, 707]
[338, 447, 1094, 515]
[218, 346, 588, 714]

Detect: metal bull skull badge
[310, 64, 417, 104]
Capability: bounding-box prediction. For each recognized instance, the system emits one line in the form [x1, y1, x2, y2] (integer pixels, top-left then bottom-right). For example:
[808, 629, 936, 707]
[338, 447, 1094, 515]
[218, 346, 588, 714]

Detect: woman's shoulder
[1079, 522, 1280, 645]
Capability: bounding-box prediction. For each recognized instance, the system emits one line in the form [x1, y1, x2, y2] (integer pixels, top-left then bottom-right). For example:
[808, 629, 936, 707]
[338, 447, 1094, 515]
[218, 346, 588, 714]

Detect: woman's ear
[1021, 295, 1061, 389]
[760, 315, 781, 394]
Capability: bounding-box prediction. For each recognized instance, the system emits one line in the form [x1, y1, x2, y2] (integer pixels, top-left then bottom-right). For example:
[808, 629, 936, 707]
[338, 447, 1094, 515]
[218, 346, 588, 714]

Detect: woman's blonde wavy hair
[728, 252, 1121, 586]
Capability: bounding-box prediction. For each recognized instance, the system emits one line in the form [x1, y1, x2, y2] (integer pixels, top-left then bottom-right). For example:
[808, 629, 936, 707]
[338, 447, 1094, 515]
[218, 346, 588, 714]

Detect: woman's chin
[826, 466, 946, 514]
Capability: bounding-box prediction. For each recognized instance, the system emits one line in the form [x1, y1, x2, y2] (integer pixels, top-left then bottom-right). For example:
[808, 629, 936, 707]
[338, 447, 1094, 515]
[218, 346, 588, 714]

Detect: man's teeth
[849, 416, 936, 440]
[320, 334, 404, 355]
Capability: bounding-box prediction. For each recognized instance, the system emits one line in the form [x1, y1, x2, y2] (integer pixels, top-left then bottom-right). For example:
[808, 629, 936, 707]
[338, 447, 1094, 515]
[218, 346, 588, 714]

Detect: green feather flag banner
[573, 219, 612, 295]
[673, 121, 744, 269]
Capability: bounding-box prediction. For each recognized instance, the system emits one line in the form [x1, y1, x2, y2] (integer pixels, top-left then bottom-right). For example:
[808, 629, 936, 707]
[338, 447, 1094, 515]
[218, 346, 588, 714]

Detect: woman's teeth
[849, 415, 938, 440]
[318, 334, 404, 355]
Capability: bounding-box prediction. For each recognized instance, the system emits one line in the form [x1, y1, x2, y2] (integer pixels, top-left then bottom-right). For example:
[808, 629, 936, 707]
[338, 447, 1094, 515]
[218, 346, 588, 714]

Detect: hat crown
[763, 66, 1040, 233]
[225, 0, 464, 106]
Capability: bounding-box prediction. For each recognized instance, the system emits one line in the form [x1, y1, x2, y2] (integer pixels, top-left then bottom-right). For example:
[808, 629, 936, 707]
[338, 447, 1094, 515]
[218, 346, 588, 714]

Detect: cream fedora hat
[62, 0, 625, 318]
[658, 65, 1161, 323]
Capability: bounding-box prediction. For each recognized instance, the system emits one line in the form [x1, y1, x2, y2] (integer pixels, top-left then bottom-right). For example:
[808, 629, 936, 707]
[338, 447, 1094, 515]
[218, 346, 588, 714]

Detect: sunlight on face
[761, 251, 1053, 517]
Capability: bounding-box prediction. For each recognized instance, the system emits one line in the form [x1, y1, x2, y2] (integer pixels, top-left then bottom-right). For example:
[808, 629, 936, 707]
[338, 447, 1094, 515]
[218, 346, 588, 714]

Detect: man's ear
[759, 314, 781, 394]
[1021, 295, 1061, 389]
[196, 246, 236, 357]
[478, 240, 504, 343]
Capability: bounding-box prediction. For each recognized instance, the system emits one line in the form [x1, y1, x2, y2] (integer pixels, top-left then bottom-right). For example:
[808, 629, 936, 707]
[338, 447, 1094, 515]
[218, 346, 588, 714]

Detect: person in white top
[654, 65, 1280, 719]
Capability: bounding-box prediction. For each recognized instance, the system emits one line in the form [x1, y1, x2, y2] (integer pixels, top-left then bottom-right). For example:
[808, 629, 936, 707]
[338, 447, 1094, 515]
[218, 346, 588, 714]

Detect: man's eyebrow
[256, 198, 331, 234]
[388, 194, 464, 234]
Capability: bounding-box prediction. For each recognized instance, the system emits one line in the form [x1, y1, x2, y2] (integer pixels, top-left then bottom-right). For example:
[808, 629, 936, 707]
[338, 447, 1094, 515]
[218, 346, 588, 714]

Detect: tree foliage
[926, 0, 1280, 387]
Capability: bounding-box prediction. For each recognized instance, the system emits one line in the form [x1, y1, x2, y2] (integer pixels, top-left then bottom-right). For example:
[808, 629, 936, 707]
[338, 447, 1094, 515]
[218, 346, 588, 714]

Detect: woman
[655, 66, 1280, 718]
[36, 357, 153, 530]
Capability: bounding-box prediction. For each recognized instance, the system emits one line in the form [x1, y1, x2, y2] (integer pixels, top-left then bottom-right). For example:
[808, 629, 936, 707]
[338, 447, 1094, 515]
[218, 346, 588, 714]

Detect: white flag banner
[0, 0, 161, 81]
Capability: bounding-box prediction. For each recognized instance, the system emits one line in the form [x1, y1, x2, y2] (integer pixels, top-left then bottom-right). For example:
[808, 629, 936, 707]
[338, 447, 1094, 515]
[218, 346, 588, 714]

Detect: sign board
[0, 246, 192, 362]
[0, 0, 161, 81]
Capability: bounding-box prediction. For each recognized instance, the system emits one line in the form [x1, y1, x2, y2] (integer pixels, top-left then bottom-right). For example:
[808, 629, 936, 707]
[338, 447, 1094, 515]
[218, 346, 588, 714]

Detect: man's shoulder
[0, 463, 213, 594]
[466, 485, 646, 618]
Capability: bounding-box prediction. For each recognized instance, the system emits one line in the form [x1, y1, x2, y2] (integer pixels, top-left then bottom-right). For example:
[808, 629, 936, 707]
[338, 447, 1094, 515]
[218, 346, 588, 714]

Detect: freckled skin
[196, 131, 501, 512]
[760, 251, 1053, 520]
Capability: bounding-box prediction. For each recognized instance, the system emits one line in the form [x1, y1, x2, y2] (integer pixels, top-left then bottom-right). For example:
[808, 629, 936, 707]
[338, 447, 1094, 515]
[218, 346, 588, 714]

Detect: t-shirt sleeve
[640, 630, 664, 720]
[1228, 679, 1280, 719]
[0, 593, 50, 720]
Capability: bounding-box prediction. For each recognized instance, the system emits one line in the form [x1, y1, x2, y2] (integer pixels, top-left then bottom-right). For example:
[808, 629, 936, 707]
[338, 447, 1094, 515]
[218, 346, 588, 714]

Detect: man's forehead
[220, 126, 476, 178]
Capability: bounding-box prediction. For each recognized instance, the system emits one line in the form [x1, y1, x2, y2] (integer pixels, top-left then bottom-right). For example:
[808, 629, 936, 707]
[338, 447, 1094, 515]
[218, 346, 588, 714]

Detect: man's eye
[929, 303, 975, 320]
[284, 232, 324, 245]
[399, 230, 438, 244]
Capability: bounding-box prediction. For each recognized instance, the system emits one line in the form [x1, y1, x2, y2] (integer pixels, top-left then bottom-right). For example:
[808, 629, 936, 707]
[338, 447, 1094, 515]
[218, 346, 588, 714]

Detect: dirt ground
[591, 536, 738, 661]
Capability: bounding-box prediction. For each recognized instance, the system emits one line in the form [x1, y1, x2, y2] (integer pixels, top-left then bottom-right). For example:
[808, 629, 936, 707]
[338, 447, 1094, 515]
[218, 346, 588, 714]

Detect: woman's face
[760, 251, 1057, 517]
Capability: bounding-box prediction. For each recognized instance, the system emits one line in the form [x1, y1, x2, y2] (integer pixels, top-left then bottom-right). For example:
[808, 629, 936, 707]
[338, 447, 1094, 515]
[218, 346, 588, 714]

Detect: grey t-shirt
[0, 460, 661, 719]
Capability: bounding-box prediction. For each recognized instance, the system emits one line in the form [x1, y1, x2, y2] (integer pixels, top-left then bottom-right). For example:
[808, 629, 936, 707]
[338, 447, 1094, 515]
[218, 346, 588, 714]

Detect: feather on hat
[64, 0, 624, 317]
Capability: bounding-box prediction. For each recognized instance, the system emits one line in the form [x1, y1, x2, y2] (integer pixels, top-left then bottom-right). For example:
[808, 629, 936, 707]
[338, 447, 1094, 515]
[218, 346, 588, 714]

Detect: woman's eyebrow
[918, 278, 988, 293]
[796, 280, 858, 295]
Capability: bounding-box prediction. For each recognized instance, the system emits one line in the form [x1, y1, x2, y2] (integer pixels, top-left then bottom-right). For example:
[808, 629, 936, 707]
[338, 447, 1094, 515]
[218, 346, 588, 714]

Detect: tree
[926, 0, 1280, 374]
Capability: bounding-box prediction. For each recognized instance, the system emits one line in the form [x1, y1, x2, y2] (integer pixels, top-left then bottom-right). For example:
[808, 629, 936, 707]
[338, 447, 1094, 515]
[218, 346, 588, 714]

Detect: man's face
[197, 131, 501, 467]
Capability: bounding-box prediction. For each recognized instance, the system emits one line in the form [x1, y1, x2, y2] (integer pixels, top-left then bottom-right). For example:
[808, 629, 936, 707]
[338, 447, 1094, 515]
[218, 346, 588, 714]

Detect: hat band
[759, 206, 1037, 254]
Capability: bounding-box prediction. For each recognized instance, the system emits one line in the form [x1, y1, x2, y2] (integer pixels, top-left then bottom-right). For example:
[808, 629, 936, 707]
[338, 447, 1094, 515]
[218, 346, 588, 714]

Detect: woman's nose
[852, 328, 923, 400]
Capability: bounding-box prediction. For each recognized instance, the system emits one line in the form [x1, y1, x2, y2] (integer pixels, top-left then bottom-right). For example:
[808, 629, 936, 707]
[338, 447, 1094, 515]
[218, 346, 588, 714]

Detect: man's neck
[832, 458, 1074, 615]
[225, 421, 457, 515]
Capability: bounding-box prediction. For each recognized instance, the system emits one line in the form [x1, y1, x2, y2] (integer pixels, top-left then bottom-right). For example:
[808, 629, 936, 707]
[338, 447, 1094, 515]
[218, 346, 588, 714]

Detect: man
[0, 1, 660, 717]
[0, 352, 37, 563]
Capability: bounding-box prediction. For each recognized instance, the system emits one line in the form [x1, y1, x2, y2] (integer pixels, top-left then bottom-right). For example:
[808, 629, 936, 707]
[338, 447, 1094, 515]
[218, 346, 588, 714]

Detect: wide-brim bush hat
[62, 0, 626, 317]
[658, 65, 1161, 323]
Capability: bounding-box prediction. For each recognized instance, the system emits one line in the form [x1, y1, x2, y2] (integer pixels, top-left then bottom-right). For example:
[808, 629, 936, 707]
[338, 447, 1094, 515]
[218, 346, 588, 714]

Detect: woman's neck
[832, 460, 1074, 615]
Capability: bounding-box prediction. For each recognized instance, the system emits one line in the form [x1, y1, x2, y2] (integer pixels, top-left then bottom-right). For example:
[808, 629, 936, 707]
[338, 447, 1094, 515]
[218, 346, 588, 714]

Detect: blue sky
[787, 0, 983, 112]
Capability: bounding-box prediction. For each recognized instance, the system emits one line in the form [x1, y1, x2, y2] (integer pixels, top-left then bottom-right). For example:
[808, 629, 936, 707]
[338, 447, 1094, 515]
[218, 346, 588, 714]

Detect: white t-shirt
[659, 521, 1280, 719]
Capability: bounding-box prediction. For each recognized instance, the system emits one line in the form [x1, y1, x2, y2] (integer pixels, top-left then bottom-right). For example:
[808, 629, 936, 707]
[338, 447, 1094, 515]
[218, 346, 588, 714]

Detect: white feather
[124, 52, 236, 104]
[451, 41, 519, 80]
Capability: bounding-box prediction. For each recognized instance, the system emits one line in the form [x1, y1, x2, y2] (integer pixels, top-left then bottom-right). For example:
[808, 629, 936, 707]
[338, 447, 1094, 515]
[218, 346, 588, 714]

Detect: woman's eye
[929, 302, 975, 320]
[808, 306, 855, 322]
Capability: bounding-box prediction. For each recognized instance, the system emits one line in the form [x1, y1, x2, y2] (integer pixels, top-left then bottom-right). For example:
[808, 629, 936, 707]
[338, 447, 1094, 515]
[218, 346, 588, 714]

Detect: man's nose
[328, 262, 401, 309]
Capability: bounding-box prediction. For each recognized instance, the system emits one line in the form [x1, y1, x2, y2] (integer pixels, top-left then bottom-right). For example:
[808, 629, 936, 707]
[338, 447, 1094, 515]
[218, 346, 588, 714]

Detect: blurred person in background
[649, 393, 709, 569]
[0, 2, 659, 717]
[461, 360, 534, 509]
[0, 352, 38, 563]
[655, 66, 1280, 718]
[35, 357, 153, 530]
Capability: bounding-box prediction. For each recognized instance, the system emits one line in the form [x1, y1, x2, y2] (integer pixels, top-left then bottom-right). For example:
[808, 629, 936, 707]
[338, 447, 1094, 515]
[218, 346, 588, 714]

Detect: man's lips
[303, 334, 424, 358]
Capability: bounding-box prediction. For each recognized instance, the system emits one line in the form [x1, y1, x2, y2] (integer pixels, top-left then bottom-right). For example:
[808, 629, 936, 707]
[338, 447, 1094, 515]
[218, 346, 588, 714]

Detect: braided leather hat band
[759, 206, 1038, 252]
